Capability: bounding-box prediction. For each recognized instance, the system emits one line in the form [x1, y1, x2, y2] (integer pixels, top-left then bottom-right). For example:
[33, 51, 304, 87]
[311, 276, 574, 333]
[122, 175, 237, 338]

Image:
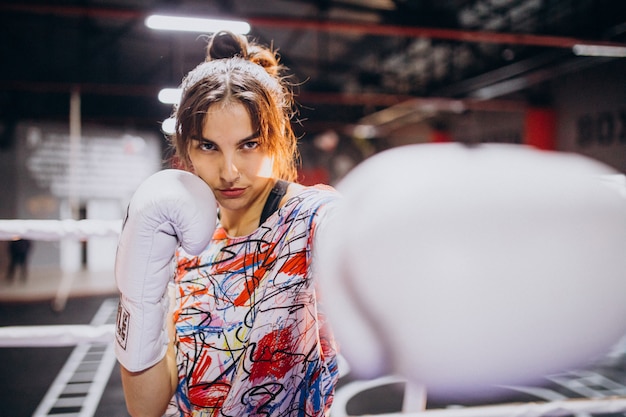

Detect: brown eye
[197, 140, 216, 151]
[241, 140, 260, 150]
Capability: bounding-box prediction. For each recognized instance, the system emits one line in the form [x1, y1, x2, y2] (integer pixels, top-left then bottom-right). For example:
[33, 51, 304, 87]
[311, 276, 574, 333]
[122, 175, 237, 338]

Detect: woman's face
[188, 101, 275, 216]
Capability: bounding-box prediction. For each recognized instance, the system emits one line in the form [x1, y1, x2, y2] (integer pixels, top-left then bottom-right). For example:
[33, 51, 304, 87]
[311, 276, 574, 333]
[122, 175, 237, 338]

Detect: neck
[219, 179, 276, 237]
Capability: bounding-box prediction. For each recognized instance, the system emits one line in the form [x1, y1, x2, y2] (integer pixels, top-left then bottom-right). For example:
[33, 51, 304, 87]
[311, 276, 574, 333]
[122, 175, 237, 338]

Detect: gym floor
[2, 268, 626, 417]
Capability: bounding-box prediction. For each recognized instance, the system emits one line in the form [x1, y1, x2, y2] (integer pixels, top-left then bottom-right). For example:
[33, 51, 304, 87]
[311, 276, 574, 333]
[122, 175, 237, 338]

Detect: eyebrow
[194, 131, 260, 145]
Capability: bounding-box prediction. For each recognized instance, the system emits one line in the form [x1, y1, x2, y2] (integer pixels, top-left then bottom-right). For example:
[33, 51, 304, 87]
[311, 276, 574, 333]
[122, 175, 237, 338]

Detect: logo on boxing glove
[116, 301, 130, 350]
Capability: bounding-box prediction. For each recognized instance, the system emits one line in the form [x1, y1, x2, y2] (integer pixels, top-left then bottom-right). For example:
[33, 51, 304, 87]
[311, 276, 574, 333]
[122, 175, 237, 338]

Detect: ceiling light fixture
[158, 88, 182, 105]
[145, 14, 250, 34]
[572, 44, 626, 57]
[161, 117, 176, 135]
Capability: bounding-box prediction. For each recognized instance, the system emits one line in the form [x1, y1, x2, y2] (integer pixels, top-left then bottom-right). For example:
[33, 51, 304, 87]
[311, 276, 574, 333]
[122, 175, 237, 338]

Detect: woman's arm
[120, 340, 177, 417]
[121, 291, 179, 417]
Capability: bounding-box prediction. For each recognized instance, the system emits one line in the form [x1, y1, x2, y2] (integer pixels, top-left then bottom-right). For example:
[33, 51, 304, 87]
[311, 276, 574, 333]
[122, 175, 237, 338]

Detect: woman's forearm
[120, 343, 177, 417]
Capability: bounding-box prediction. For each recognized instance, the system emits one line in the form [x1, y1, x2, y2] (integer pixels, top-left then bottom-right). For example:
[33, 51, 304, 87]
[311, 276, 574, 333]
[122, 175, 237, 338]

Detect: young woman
[120, 31, 340, 417]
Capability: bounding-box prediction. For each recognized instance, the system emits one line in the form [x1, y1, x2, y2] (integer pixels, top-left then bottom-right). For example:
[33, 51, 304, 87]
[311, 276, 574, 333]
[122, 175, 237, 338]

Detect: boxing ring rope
[0, 324, 115, 347]
[0, 218, 123, 310]
[1, 317, 625, 417]
[334, 376, 626, 416]
[2, 218, 626, 416]
[0, 225, 118, 346]
[0, 219, 122, 241]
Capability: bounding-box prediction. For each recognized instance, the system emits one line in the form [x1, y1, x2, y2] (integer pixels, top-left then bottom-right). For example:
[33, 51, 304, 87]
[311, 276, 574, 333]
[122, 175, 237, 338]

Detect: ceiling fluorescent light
[158, 88, 182, 105]
[572, 44, 626, 57]
[146, 14, 250, 34]
[161, 117, 176, 135]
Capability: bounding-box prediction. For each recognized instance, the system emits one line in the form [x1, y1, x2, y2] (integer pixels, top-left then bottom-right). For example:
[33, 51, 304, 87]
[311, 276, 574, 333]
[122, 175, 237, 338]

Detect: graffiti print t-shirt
[167, 185, 340, 417]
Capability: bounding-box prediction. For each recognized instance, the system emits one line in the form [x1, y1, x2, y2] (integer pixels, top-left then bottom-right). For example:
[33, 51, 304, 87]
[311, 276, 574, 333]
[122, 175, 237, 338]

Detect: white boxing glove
[114, 169, 217, 372]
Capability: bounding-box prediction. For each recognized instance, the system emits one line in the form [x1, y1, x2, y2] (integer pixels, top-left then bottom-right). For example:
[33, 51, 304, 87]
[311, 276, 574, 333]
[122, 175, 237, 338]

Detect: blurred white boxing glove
[114, 169, 217, 372]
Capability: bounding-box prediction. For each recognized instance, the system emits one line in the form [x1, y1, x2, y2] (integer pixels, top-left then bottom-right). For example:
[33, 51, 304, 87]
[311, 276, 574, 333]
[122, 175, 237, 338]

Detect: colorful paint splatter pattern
[166, 186, 340, 417]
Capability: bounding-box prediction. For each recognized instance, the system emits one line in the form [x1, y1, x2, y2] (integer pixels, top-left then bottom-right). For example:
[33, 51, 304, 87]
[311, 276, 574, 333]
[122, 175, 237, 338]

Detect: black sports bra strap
[260, 180, 289, 225]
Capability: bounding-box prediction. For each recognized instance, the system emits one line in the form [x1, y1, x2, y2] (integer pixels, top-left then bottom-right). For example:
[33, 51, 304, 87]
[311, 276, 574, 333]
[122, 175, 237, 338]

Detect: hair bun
[206, 31, 248, 60]
[248, 45, 280, 76]
[205, 31, 283, 77]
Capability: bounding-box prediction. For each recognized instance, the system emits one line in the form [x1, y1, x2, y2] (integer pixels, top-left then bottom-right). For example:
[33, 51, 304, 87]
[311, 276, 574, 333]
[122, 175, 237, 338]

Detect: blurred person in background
[5, 238, 32, 283]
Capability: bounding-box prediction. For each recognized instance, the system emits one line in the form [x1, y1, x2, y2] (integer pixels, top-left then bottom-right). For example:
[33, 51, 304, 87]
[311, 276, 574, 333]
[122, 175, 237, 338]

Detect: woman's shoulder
[275, 183, 340, 215]
[283, 183, 339, 206]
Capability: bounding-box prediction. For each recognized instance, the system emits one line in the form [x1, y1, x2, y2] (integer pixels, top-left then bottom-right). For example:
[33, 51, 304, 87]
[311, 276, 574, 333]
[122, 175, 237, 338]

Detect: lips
[218, 188, 245, 198]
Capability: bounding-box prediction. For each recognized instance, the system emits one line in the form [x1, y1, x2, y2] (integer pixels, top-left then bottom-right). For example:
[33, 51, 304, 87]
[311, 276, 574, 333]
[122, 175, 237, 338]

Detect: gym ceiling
[1, 0, 625, 138]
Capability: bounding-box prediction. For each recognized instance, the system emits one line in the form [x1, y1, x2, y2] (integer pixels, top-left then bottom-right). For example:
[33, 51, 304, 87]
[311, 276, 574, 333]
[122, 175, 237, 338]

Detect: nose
[220, 153, 240, 183]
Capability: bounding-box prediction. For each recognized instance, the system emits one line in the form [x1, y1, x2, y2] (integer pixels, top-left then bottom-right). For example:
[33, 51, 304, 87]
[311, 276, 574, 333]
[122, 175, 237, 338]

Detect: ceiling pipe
[0, 80, 419, 106]
[0, 81, 160, 97]
[248, 17, 626, 49]
[2, 4, 625, 50]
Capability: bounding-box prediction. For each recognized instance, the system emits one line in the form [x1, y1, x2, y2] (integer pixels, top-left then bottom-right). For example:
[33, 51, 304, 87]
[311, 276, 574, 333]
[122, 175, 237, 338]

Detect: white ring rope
[367, 397, 626, 417]
[331, 376, 626, 417]
[0, 324, 115, 347]
[0, 218, 124, 312]
[1, 321, 626, 417]
[2, 218, 626, 416]
[0, 219, 122, 241]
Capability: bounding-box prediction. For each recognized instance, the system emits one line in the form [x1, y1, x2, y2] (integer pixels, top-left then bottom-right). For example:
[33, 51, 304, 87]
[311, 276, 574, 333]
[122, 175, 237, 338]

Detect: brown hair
[171, 31, 299, 182]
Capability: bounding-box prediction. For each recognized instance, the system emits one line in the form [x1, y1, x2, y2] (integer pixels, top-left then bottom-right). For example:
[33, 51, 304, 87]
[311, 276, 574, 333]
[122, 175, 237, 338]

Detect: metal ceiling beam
[0, 80, 415, 107]
[2, 3, 625, 50]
